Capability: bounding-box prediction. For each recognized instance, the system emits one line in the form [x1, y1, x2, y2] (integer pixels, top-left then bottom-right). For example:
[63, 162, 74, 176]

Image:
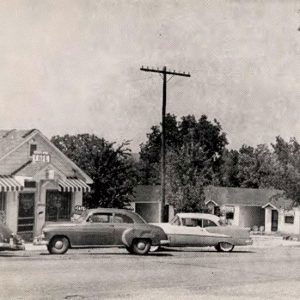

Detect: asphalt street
[1, 244, 300, 300]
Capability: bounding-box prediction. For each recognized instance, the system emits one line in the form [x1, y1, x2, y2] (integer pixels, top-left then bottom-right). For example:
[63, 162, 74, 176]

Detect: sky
[0, 0, 299, 152]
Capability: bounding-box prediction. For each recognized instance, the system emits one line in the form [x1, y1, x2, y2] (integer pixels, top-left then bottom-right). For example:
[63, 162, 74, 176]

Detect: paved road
[1, 245, 300, 300]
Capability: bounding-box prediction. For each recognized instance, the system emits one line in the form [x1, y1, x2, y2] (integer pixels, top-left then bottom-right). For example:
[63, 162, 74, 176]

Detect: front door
[18, 193, 35, 241]
[271, 210, 278, 232]
[75, 212, 114, 246]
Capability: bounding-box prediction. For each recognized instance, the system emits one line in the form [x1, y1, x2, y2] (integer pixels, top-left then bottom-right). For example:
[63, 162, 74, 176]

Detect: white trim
[262, 202, 278, 209]
[36, 131, 93, 184]
[0, 130, 39, 162]
[32, 163, 66, 180]
[204, 199, 218, 206]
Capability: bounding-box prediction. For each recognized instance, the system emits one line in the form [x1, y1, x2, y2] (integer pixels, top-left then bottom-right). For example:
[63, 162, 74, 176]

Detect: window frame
[45, 190, 72, 222]
[29, 144, 37, 156]
[202, 218, 218, 228]
[284, 215, 294, 224]
[0, 192, 6, 211]
[87, 212, 113, 223]
[113, 213, 134, 224]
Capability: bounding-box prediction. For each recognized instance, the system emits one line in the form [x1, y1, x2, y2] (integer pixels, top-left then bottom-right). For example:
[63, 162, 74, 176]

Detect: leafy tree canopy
[139, 113, 228, 185]
[139, 114, 228, 211]
[51, 134, 137, 208]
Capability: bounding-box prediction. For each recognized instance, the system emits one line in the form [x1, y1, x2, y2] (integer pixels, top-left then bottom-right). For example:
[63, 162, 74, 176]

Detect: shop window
[284, 216, 294, 224]
[24, 181, 36, 188]
[0, 192, 6, 223]
[46, 191, 72, 222]
[0, 192, 6, 211]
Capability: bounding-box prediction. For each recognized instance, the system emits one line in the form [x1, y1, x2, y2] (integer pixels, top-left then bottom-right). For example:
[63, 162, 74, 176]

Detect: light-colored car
[0, 222, 25, 251]
[34, 208, 169, 255]
[152, 213, 253, 252]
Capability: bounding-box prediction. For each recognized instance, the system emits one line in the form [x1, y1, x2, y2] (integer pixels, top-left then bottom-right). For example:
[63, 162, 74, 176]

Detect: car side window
[182, 218, 202, 227]
[202, 219, 218, 228]
[114, 214, 134, 223]
[88, 213, 112, 223]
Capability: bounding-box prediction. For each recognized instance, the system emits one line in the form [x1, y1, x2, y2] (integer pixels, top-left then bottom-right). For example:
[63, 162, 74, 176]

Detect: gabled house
[0, 129, 92, 241]
[205, 186, 300, 235]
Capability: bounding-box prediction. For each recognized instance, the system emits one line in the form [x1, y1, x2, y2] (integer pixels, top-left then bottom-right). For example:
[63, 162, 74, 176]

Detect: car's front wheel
[48, 236, 69, 255]
[216, 242, 234, 252]
[132, 239, 151, 255]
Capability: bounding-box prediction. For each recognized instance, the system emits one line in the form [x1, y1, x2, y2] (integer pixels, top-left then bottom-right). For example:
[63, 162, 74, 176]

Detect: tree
[219, 149, 240, 187]
[139, 114, 180, 184]
[165, 145, 218, 212]
[51, 134, 137, 208]
[139, 114, 228, 185]
[271, 136, 300, 205]
[139, 114, 228, 211]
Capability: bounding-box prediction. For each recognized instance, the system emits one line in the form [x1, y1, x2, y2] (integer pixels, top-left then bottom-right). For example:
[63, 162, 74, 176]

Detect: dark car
[34, 208, 169, 255]
[0, 222, 25, 251]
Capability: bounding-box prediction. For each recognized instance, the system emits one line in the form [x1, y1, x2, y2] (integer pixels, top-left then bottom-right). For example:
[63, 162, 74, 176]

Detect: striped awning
[0, 176, 24, 192]
[58, 178, 91, 193]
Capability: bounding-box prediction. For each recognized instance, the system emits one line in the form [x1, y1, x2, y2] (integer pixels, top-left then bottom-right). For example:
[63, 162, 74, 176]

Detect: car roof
[176, 213, 220, 221]
[86, 208, 146, 223]
[87, 208, 135, 214]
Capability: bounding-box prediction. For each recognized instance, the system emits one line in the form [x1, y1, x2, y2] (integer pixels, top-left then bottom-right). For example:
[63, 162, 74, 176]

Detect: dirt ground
[1, 243, 300, 299]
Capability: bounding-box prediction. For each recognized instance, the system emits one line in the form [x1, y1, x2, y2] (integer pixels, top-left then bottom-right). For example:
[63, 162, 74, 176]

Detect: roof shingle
[0, 129, 36, 159]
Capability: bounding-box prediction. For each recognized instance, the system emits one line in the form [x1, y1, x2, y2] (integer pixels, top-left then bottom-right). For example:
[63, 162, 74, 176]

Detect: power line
[140, 66, 191, 222]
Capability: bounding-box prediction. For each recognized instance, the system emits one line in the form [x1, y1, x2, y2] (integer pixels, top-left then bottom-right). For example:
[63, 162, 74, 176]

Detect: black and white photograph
[0, 0, 300, 299]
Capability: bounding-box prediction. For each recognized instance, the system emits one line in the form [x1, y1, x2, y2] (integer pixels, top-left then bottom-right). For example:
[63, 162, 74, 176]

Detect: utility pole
[140, 66, 191, 222]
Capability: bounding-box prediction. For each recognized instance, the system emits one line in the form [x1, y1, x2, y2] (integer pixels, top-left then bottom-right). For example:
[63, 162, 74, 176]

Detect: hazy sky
[0, 0, 299, 151]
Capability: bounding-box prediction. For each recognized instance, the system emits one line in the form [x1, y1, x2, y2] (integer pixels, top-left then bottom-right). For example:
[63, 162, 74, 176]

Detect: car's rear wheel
[132, 239, 151, 255]
[48, 236, 69, 255]
[217, 242, 234, 252]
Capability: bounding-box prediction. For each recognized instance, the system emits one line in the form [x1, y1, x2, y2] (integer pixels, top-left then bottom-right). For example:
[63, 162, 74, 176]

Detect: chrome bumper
[245, 238, 253, 245]
[0, 241, 25, 251]
[160, 239, 170, 246]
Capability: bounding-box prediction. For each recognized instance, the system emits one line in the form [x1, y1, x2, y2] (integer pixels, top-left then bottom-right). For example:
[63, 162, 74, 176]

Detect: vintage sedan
[0, 222, 25, 251]
[152, 213, 253, 252]
[34, 208, 169, 255]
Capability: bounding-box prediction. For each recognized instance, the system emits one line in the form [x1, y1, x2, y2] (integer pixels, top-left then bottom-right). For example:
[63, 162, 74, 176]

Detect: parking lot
[1, 243, 300, 300]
